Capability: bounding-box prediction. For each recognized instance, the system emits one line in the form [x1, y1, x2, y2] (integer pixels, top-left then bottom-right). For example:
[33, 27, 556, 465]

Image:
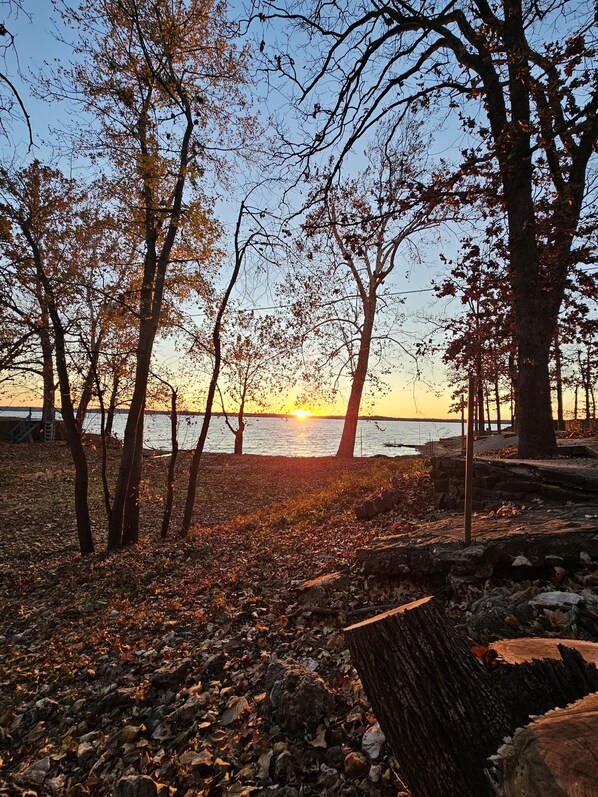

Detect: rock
[150, 658, 191, 689]
[530, 591, 585, 608]
[355, 489, 399, 520]
[113, 775, 164, 797]
[77, 741, 95, 762]
[369, 764, 383, 783]
[512, 555, 532, 567]
[343, 751, 368, 778]
[362, 722, 386, 759]
[203, 652, 227, 680]
[324, 745, 344, 767]
[20, 757, 51, 786]
[264, 659, 335, 735]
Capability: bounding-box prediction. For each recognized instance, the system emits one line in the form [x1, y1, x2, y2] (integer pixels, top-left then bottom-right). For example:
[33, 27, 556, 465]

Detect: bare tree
[260, 0, 598, 457]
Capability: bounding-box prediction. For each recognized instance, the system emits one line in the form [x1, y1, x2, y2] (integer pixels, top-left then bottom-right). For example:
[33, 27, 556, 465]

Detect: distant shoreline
[0, 406, 467, 424]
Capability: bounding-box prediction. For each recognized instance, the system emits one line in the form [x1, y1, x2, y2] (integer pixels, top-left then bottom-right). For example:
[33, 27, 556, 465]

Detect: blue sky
[6, 1, 588, 422]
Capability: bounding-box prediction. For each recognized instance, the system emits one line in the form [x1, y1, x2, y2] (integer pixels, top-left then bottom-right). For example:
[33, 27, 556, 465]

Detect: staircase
[9, 418, 42, 443]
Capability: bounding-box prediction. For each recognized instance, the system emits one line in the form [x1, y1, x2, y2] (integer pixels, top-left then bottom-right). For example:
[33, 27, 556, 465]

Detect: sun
[289, 408, 313, 419]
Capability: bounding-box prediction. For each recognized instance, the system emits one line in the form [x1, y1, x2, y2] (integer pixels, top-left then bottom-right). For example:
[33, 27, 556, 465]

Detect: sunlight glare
[289, 408, 313, 419]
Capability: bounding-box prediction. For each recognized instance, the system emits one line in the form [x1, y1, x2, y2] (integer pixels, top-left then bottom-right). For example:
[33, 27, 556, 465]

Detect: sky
[1, 1, 590, 422]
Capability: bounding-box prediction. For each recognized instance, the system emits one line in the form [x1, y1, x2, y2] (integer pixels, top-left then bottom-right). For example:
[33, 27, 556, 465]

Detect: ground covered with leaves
[0, 443, 433, 797]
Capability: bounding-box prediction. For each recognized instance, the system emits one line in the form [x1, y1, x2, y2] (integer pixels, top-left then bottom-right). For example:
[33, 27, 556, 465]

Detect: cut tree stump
[490, 637, 598, 666]
[488, 692, 598, 797]
[345, 599, 598, 797]
[344, 596, 511, 797]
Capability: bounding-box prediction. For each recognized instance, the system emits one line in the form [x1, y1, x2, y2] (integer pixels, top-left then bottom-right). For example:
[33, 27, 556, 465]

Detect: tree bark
[345, 597, 511, 797]
[234, 419, 245, 455]
[39, 317, 55, 431]
[553, 330, 565, 431]
[336, 303, 375, 458]
[105, 372, 119, 439]
[25, 231, 93, 555]
[160, 385, 178, 539]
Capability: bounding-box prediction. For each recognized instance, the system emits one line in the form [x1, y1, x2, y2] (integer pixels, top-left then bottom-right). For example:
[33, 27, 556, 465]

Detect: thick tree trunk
[234, 423, 244, 455]
[516, 327, 555, 457]
[489, 692, 598, 797]
[345, 597, 511, 797]
[39, 321, 55, 430]
[109, 325, 154, 549]
[336, 305, 375, 458]
[122, 406, 144, 547]
[345, 599, 598, 797]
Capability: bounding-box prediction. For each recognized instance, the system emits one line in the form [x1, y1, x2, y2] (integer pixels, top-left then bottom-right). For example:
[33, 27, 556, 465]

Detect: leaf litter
[0, 443, 430, 797]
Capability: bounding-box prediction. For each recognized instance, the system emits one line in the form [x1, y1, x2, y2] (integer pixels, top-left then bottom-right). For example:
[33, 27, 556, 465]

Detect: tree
[295, 125, 445, 457]
[56, 0, 251, 548]
[0, 161, 94, 554]
[219, 308, 298, 454]
[434, 227, 517, 434]
[261, 0, 598, 457]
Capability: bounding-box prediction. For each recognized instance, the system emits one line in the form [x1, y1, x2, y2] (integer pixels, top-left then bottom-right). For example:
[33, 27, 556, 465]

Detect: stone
[150, 658, 191, 689]
[20, 757, 51, 786]
[203, 652, 227, 679]
[362, 722, 386, 759]
[113, 775, 163, 797]
[264, 659, 335, 735]
[77, 741, 95, 762]
[530, 591, 585, 608]
[343, 751, 368, 778]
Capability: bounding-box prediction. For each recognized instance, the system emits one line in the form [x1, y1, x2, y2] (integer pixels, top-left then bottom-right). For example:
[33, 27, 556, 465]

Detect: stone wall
[431, 456, 598, 510]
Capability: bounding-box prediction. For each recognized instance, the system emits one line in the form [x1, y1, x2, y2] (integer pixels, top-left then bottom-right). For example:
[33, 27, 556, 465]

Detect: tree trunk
[39, 319, 55, 431]
[122, 399, 145, 547]
[553, 330, 565, 431]
[161, 387, 178, 538]
[180, 202, 247, 536]
[336, 304, 375, 458]
[105, 372, 119, 439]
[494, 376, 502, 433]
[344, 597, 511, 797]
[26, 230, 94, 555]
[489, 692, 598, 797]
[76, 330, 104, 432]
[234, 422, 244, 455]
[109, 324, 154, 550]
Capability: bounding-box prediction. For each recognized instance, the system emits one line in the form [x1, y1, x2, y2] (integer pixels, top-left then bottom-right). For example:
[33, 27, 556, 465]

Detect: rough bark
[345, 598, 598, 797]
[345, 597, 511, 797]
[180, 202, 247, 536]
[160, 385, 178, 538]
[553, 331, 565, 431]
[39, 317, 55, 429]
[25, 231, 93, 555]
[336, 304, 375, 458]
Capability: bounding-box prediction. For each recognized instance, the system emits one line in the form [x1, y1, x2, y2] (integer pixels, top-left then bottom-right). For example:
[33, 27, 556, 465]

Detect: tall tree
[296, 126, 446, 457]
[56, 0, 251, 548]
[0, 161, 94, 554]
[261, 0, 598, 457]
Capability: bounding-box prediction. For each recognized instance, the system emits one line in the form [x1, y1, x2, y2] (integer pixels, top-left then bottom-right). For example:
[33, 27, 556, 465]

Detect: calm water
[2, 408, 462, 457]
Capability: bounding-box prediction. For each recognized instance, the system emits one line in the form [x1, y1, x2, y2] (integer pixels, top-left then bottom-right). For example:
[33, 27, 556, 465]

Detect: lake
[1, 408, 463, 457]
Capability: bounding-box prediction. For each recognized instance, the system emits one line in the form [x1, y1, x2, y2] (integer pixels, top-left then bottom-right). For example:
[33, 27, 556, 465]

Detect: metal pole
[464, 375, 475, 546]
